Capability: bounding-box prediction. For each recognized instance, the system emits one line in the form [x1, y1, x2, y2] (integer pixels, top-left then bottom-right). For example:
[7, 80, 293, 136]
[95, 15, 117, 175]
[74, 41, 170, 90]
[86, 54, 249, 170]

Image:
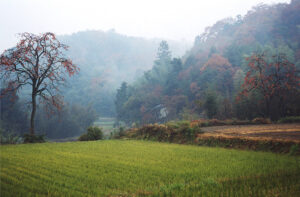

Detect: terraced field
[200, 123, 300, 142]
[0, 140, 299, 196]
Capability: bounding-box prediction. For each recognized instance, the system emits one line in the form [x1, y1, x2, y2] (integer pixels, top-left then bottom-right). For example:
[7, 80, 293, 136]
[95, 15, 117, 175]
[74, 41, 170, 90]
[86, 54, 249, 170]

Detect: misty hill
[116, 0, 300, 125]
[59, 30, 191, 116]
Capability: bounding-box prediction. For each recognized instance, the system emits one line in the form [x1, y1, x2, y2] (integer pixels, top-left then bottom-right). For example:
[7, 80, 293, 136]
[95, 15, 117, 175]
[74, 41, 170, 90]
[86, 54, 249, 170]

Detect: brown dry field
[200, 123, 300, 142]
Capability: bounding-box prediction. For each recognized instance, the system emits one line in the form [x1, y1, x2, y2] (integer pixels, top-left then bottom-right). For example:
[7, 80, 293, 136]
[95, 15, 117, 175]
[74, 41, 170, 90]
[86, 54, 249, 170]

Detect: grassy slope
[0, 140, 299, 196]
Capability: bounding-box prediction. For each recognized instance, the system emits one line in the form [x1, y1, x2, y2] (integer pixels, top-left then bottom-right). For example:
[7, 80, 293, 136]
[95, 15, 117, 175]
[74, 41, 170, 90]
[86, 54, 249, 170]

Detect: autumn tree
[200, 54, 234, 99]
[239, 52, 300, 119]
[0, 32, 78, 135]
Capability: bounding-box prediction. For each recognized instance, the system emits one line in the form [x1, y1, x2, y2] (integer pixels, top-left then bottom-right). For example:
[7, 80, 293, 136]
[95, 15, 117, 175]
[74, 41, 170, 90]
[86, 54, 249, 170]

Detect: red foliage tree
[239, 52, 300, 118]
[0, 32, 79, 135]
[201, 54, 232, 72]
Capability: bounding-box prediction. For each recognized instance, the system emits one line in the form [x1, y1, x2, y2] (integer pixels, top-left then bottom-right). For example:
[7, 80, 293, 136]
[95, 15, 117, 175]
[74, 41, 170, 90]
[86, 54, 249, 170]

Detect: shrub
[0, 129, 23, 144]
[79, 126, 103, 141]
[119, 127, 126, 137]
[137, 124, 169, 141]
[125, 121, 202, 143]
[23, 134, 45, 143]
[252, 117, 271, 124]
[289, 144, 299, 156]
[172, 121, 202, 140]
[110, 127, 126, 139]
[209, 119, 224, 126]
[199, 121, 210, 127]
[278, 116, 300, 123]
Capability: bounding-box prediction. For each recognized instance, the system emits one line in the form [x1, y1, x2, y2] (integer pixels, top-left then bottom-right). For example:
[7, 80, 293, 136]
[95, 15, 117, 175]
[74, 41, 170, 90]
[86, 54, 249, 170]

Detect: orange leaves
[48, 72, 55, 80]
[202, 54, 232, 72]
[237, 52, 300, 105]
[0, 32, 79, 114]
[36, 46, 42, 51]
[62, 60, 78, 76]
[24, 56, 31, 62]
[0, 56, 13, 67]
[248, 77, 256, 84]
[51, 95, 63, 111]
[43, 32, 56, 41]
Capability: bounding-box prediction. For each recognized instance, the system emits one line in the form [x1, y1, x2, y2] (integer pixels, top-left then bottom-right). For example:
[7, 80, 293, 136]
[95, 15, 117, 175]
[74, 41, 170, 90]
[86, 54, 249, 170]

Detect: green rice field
[0, 140, 299, 196]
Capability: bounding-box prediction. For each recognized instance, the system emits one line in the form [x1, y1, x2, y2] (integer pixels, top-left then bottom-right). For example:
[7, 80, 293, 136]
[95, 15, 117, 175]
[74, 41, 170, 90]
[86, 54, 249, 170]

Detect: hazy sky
[0, 0, 290, 52]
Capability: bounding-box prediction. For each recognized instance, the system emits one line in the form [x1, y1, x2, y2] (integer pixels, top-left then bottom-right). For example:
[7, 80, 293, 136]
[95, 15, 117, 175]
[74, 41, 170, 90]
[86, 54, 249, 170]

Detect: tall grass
[0, 140, 299, 196]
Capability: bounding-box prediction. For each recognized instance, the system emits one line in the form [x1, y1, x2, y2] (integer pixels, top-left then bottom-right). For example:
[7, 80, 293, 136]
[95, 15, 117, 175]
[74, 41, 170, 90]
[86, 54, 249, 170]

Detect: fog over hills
[60, 30, 190, 85]
[59, 30, 191, 116]
[1, 0, 298, 140]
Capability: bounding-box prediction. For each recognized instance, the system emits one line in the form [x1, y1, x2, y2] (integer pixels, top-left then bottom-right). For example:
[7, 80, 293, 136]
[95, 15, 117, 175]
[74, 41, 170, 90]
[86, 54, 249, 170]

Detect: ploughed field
[1, 140, 299, 196]
[200, 123, 300, 142]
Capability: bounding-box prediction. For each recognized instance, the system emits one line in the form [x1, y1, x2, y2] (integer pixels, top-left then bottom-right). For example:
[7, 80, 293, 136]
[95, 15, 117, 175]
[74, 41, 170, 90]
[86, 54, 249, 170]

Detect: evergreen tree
[156, 40, 171, 62]
[115, 82, 128, 123]
[204, 93, 218, 119]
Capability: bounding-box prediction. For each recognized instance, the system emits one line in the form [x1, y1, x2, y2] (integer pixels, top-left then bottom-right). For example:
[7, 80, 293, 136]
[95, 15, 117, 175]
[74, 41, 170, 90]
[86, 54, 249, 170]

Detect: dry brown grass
[199, 123, 300, 142]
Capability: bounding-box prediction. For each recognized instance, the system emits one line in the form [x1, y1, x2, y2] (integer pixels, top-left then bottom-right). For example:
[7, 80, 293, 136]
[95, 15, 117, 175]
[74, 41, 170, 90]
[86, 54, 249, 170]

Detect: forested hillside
[60, 30, 190, 117]
[116, 0, 300, 125]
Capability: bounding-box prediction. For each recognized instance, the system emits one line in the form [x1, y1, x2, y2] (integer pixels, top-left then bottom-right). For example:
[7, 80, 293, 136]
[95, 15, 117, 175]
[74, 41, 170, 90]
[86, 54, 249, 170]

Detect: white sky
[0, 0, 290, 52]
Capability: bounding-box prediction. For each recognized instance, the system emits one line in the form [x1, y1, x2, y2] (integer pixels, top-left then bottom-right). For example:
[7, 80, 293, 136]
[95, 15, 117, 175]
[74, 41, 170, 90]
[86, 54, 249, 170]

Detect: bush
[278, 116, 300, 123]
[118, 127, 126, 137]
[23, 134, 45, 143]
[79, 126, 103, 141]
[167, 121, 202, 140]
[125, 121, 202, 143]
[109, 127, 126, 139]
[252, 117, 271, 124]
[136, 124, 169, 141]
[0, 129, 23, 144]
[289, 144, 299, 156]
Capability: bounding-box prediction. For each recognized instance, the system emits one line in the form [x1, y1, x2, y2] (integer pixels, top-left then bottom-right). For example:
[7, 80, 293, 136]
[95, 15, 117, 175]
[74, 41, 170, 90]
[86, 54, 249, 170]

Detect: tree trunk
[30, 93, 37, 135]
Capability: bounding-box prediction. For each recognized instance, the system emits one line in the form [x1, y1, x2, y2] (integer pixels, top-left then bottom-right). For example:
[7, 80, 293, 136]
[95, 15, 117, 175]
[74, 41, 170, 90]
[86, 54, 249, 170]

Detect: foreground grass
[0, 140, 299, 196]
